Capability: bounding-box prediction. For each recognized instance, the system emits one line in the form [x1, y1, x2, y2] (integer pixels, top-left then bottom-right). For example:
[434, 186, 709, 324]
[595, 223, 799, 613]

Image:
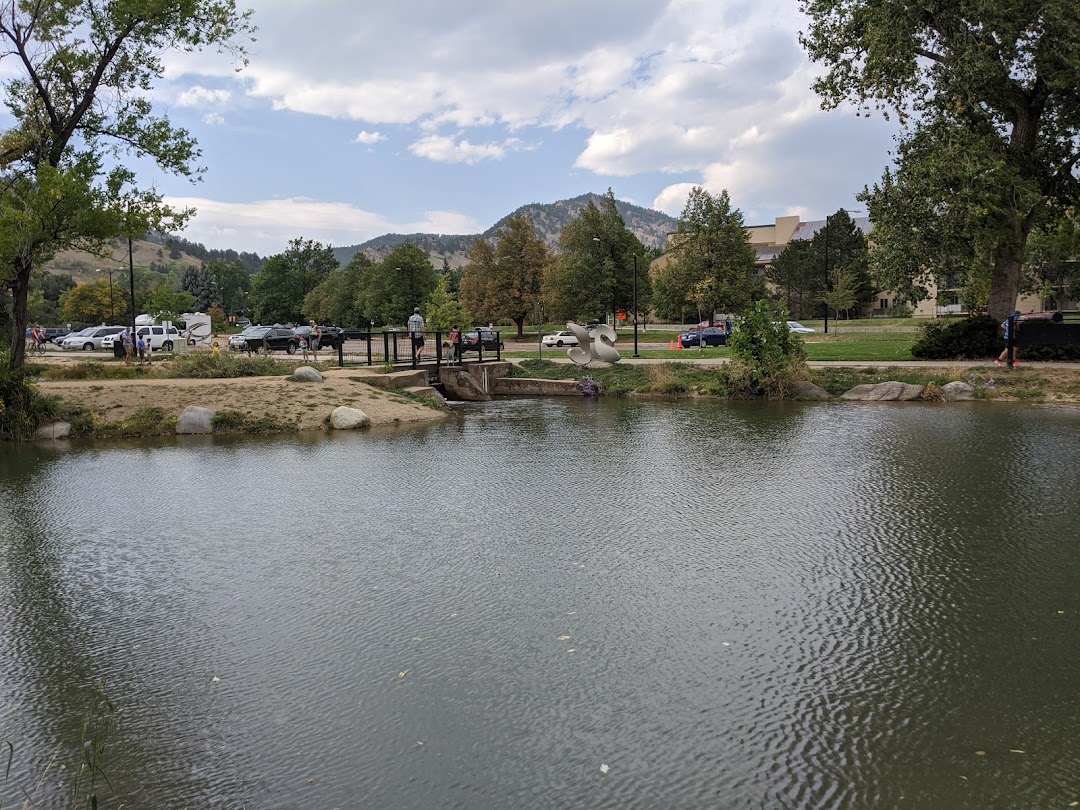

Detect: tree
[801, 0, 1080, 321]
[143, 285, 196, 321]
[766, 239, 821, 319]
[61, 279, 128, 324]
[302, 253, 371, 327]
[207, 260, 252, 317]
[0, 0, 253, 369]
[654, 187, 763, 322]
[813, 210, 874, 319]
[181, 267, 218, 312]
[542, 190, 650, 324]
[459, 214, 548, 336]
[250, 239, 338, 324]
[1024, 215, 1080, 309]
[424, 275, 469, 332]
[354, 244, 437, 326]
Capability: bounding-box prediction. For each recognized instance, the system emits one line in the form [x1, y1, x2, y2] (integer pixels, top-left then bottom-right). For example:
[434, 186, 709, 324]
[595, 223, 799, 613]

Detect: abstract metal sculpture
[566, 322, 620, 367]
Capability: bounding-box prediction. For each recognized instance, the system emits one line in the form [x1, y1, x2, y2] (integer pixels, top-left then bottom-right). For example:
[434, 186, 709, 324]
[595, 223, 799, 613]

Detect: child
[212, 340, 221, 357]
[144, 334, 153, 365]
[301, 333, 311, 361]
[136, 334, 146, 364]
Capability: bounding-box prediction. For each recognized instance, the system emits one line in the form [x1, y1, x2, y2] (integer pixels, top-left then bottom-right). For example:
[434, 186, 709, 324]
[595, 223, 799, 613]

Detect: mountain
[332, 192, 678, 268]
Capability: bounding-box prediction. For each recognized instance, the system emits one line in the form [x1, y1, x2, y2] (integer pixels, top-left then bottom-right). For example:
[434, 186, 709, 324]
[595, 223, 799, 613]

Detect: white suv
[102, 325, 183, 352]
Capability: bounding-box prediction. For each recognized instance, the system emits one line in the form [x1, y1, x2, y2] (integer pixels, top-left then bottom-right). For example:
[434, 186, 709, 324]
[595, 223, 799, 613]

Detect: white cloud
[409, 135, 523, 165]
[163, 196, 483, 256]
[176, 86, 231, 107]
[355, 130, 386, 145]
[203, 112, 225, 126]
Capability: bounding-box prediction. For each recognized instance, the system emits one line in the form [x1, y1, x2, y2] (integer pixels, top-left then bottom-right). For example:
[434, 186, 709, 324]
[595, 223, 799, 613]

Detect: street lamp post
[632, 253, 639, 358]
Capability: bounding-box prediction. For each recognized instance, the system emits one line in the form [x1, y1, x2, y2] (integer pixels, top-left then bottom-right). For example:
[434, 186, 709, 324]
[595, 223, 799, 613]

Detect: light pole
[632, 253, 639, 358]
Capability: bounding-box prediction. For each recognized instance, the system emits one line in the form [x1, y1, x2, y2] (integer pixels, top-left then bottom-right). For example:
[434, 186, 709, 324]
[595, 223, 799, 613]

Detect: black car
[244, 326, 300, 354]
[458, 327, 503, 353]
[294, 325, 342, 349]
[679, 326, 729, 347]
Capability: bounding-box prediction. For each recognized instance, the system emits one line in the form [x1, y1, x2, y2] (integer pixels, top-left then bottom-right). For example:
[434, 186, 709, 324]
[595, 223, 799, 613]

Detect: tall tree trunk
[8, 256, 33, 371]
[513, 316, 524, 338]
[986, 225, 1026, 322]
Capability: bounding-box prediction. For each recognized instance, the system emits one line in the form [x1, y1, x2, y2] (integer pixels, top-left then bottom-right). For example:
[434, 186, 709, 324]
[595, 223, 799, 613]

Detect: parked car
[102, 324, 184, 352]
[243, 326, 300, 354]
[785, 321, 816, 334]
[42, 327, 70, 344]
[229, 325, 265, 351]
[542, 330, 579, 348]
[459, 327, 504, 352]
[679, 326, 729, 347]
[294, 325, 342, 349]
[60, 325, 125, 350]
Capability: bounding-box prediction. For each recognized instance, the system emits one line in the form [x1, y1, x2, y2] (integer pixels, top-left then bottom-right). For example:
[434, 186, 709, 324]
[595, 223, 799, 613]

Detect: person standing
[144, 333, 153, 365]
[136, 333, 146, 364]
[448, 324, 460, 365]
[407, 307, 425, 362]
[308, 320, 322, 362]
[121, 328, 134, 365]
[996, 310, 1022, 366]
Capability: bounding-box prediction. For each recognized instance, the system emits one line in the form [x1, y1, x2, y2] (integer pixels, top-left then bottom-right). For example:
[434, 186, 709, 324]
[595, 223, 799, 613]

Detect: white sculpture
[566, 322, 620, 367]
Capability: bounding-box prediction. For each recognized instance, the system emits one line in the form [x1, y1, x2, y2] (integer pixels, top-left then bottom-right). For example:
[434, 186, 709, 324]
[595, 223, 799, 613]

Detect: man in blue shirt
[996, 310, 1021, 366]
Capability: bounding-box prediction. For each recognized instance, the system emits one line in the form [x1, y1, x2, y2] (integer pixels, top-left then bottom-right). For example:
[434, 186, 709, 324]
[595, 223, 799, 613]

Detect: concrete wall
[494, 378, 583, 396]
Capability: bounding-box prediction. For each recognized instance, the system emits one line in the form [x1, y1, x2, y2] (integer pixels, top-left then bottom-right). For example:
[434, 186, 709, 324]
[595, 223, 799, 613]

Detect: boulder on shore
[34, 421, 72, 440]
[791, 381, 831, 400]
[941, 381, 976, 401]
[292, 366, 324, 383]
[176, 405, 215, 434]
[841, 381, 925, 401]
[330, 406, 371, 430]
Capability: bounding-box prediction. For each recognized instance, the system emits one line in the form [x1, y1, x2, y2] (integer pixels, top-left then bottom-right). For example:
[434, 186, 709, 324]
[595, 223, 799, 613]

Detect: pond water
[1, 398, 1079, 809]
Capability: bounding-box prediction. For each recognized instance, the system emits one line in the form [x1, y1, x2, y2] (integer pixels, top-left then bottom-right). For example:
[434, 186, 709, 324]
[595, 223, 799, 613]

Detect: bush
[886, 302, 914, 318]
[0, 365, 59, 440]
[166, 352, 292, 379]
[911, 315, 1002, 359]
[727, 300, 807, 398]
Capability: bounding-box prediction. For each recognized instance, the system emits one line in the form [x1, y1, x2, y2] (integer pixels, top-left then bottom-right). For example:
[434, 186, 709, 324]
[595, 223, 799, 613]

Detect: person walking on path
[121, 328, 134, 365]
[996, 310, 1022, 366]
[144, 334, 153, 366]
[408, 307, 425, 362]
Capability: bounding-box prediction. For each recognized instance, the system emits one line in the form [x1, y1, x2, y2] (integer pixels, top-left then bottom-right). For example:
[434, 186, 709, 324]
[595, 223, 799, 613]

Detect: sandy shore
[38, 368, 445, 433]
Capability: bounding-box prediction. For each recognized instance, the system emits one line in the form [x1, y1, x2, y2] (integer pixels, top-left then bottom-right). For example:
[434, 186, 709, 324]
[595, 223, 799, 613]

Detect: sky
[132, 0, 900, 256]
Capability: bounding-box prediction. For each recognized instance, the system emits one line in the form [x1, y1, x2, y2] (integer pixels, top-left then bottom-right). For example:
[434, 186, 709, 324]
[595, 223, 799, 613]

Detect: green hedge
[911, 316, 1001, 359]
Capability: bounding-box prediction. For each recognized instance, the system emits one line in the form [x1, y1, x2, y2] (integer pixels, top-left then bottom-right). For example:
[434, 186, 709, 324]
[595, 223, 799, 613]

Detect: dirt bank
[39, 370, 444, 433]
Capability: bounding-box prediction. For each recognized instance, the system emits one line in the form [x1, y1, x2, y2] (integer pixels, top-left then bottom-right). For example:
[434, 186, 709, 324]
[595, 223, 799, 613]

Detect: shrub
[886, 302, 914, 318]
[166, 352, 291, 379]
[727, 300, 808, 399]
[911, 316, 1001, 359]
[0, 365, 59, 440]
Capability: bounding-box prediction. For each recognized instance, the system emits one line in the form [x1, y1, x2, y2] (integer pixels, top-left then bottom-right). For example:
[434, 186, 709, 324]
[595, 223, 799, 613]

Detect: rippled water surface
[2, 399, 1079, 808]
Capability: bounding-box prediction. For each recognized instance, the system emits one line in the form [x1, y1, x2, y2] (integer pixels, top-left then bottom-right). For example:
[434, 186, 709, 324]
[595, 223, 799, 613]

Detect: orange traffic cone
[669, 340, 675, 350]
[676, 336, 684, 350]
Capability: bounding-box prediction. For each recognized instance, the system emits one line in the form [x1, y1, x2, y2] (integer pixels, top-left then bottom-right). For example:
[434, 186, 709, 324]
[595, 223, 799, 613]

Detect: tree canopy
[801, 0, 1080, 320]
[355, 244, 437, 326]
[250, 239, 338, 325]
[0, 0, 254, 368]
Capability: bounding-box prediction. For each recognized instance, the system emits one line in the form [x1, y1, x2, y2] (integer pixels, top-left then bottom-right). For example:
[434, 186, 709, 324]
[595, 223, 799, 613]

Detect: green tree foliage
[766, 239, 821, 319]
[542, 190, 650, 324]
[0, 0, 253, 369]
[815, 210, 874, 319]
[424, 275, 469, 332]
[207, 260, 252, 316]
[354, 244, 437, 326]
[652, 187, 763, 323]
[801, 0, 1080, 321]
[250, 239, 339, 324]
[61, 279, 128, 324]
[1023, 215, 1080, 308]
[181, 267, 219, 312]
[459, 214, 548, 336]
[144, 285, 196, 321]
[302, 253, 372, 327]
[727, 300, 807, 399]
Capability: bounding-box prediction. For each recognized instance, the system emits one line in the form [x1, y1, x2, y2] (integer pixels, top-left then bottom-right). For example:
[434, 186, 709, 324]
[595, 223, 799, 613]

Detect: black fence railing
[332, 330, 503, 369]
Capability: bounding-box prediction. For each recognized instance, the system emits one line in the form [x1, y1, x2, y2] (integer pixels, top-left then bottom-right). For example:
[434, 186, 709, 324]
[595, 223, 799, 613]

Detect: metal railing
[332, 330, 502, 369]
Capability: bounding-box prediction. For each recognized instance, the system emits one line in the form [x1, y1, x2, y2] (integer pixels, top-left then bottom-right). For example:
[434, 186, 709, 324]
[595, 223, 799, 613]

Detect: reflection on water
[2, 399, 1079, 808]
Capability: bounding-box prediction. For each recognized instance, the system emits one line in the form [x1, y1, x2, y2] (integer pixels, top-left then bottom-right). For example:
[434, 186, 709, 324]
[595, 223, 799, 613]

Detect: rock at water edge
[34, 421, 72, 440]
[176, 405, 215, 434]
[330, 406, 371, 430]
[942, 381, 976, 401]
[292, 366, 324, 383]
[841, 381, 924, 401]
[791, 381, 831, 400]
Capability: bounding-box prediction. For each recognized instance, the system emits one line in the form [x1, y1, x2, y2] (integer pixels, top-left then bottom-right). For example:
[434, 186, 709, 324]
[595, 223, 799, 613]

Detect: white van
[102, 324, 184, 352]
[61, 325, 125, 350]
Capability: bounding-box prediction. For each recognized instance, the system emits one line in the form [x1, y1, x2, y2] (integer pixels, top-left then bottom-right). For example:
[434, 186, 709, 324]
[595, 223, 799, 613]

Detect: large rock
[941, 381, 976, 401]
[176, 405, 215, 434]
[791, 381, 831, 400]
[292, 366, 324, 383]
[34, 421, 72, 440]
[841, 381, 925, 401]
[330, 406, 370, 430]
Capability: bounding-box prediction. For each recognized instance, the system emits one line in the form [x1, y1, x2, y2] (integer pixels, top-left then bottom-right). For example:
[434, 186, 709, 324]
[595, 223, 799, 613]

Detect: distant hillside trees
[651, 187, 763, 323]
[542, 191, 650, 324]
[355, 244, 437, 326]
[164, 234, 265, 274]
[251, 239, 339, 325]
[460, 214, 548, 337]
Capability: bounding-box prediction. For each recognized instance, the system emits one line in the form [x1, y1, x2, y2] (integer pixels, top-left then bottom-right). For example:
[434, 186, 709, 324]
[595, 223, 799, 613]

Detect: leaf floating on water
[211, 675, 220, 683]
[416, 740, 424, 747]
[975, 751, 986, 756]
[398, 670, 409, 679]
[567, 611, 576, 615]
[1068, 801, 1078, 807]
[567, 649, 576, 653]
[722, 642, 731, 647]
[600, 763, 609, 774]
[557, 635, 572, 642]
[959, 775, 968, 781]
[1009, 749, 1024, 754]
